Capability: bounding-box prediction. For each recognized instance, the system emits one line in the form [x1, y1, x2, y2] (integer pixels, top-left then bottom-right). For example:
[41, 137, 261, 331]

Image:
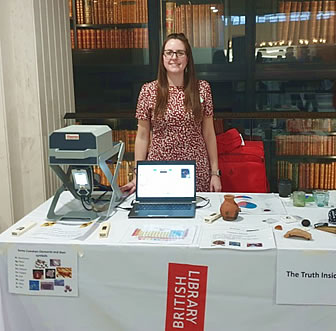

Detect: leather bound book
[293, 1, 302, 44]
[90, 29, 96, 49]
[185, 4, 193, 46]
[320, 0, 330, 42]
[84, 0, 92, 24]
[199, 4, 206, 48]
[288, 1, 298, 43]
[166, 2, 175, 36]
[277, 1, 285, 41]
[181, 5, 186, 36]
[69, 0, 73, 18]
[77, 29, 83, 48]
[96, 29, 101, 48]
[308, 1, 318, 42]
[315, 1, 323, 41]
[328, 1, 335, 44]
[192, 5, 200, 47]
[282, 1, 292, 43]
[299, 1, 310, 41]
[205, 4, 211, 48]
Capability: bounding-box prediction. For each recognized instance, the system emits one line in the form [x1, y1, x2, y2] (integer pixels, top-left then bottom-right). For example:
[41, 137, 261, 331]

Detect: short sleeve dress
[135, 80, 214, 192]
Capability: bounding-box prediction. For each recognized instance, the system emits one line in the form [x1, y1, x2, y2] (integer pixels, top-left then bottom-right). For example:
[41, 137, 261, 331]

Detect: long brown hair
[155, 33, 202, 122]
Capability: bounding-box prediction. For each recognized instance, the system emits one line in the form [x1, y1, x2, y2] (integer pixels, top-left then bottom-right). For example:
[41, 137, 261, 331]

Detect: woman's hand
[120, 179, 136, 196]
[210, 175, 222, 192]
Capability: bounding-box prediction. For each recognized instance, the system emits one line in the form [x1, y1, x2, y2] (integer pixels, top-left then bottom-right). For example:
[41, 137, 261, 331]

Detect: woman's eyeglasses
[163, 50, 187, 58]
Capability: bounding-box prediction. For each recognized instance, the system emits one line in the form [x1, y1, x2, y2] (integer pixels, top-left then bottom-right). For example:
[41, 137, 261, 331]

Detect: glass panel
[256, 0, 336, 64]
[70, 0, 150, 65]
[74, 74, 141, 112]
[212, 81, 246, 110]
[255, 79, 336, 111]
[243, 118, 336, 192]
[162, 0, 246, 64]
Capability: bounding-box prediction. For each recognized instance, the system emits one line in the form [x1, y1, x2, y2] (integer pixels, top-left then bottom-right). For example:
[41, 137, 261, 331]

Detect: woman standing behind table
[121, 33, 221, 194]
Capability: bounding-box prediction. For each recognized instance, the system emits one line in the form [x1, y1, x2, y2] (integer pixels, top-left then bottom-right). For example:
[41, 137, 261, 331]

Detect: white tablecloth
[0, 192, 335, 331]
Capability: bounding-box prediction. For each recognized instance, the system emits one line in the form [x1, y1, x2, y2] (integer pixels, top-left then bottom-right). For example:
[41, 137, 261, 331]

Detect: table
[0, 192, 335, 331]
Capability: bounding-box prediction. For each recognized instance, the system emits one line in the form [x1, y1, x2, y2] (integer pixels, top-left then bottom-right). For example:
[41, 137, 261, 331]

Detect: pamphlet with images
[7, 243, 78, 296]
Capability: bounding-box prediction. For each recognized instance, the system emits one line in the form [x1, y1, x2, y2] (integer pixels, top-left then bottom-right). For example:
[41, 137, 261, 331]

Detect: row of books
[112, 130, 136, 153]
[286, 118, 336, 133]
[166, 2, 224, 48]
[72, 0, 148, 24]
[277, 161, 336, 190]
[93, 161, 135, 187]
[276, 1, 336, 45]
[71, 28, 149, 49]
[276, 134, 336, 155]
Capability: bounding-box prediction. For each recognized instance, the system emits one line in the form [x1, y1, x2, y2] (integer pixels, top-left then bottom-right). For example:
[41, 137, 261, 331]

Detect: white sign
[8, 243, 78, 296]
[276, 249, 336, 305]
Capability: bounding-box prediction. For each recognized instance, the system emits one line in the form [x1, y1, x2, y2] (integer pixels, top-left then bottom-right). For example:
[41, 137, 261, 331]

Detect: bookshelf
[70, 0, 149, 51]
[67, 0, 336, 193]
[275, 118, 336, 191]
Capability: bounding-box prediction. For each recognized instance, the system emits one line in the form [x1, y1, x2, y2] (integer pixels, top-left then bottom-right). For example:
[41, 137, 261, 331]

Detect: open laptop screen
[136, 160, 196, 202]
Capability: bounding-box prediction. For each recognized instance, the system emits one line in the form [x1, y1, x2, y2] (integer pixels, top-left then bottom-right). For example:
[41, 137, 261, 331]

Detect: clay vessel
[220, 194, 240, 221]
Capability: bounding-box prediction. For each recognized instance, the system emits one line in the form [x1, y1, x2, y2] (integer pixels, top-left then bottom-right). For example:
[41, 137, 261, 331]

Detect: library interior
[0, 1, 336, 331]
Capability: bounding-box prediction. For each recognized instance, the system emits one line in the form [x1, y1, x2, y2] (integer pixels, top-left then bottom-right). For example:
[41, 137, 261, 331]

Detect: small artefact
[220, 194, 240, 221]
[284, 228, 312, 240]
[274, 225, 283, 230]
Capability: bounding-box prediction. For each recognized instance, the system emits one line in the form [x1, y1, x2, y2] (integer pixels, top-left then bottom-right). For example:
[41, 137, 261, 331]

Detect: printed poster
[8, 243, 78, 296]
[276, 249, 336, 305]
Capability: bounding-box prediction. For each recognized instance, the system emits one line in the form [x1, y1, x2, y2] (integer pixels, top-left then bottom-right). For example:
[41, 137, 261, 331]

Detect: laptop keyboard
[137, 204, 192, 210]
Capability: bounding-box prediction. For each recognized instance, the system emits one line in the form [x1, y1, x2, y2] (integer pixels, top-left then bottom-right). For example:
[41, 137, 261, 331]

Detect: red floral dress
[135, 80, 214, 192]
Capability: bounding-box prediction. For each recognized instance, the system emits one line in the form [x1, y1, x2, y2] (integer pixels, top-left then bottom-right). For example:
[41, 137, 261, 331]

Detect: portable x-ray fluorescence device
[48, 125, 124, 221]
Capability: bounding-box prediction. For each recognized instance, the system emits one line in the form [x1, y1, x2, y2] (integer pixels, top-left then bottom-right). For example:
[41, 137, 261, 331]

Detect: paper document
[24, 220, 98, 241]
[199, 224, 275, 250]
[122, 224, 197, 245]
[233, 194, 286, 215]
[8, 243, 78, 296]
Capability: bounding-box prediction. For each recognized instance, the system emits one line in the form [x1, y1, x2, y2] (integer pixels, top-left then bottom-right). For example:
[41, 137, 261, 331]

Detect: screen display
[72, 169, 89, 188]
[136, 163, 195, 199]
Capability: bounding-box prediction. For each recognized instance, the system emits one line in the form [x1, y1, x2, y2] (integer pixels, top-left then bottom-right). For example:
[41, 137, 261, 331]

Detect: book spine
[70, 29, 75, 48]
[299, 1, 310, 41]
[288, 1, 298, 43]
[69, 0, 73, 18]
[315, 1, 323, 42]
[320, 0, 329, 42]
[282, 1, 292, 43]
[308, 1, 318, 42]
[328, 1, 335, 44]
[77, 29, 83, 48]
[309, 162, 314, 189]
[293, 1, 302, 44]
[192, 5, 200, 47]
[277, 1, 285, 41]
[166, 2, 175, 36]
[186, 4, 193, 46]
[180, 5, 186, 38]
[320, 163, 325, 189]
[84, 0, 93, 24]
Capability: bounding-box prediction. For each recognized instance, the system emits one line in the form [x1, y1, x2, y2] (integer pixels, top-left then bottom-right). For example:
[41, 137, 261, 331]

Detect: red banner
[165, 263, 208, 331]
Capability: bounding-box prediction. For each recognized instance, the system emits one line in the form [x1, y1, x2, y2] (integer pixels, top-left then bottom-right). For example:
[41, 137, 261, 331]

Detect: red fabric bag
[216, 129, 269, 193]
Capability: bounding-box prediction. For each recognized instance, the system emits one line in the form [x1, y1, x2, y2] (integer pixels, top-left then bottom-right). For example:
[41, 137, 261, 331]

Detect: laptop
[128, 160, 196, 218]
